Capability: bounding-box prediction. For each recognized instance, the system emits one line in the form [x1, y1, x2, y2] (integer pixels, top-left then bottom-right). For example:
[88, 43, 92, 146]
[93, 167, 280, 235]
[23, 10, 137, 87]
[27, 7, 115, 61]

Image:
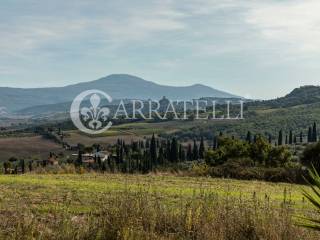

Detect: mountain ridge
[0, 74, 240, 112]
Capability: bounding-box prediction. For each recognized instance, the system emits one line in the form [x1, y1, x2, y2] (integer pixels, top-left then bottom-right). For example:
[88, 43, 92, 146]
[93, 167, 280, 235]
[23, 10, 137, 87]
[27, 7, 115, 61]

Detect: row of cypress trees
[245, 122, 318, 146]
[76, 134, 206, 173]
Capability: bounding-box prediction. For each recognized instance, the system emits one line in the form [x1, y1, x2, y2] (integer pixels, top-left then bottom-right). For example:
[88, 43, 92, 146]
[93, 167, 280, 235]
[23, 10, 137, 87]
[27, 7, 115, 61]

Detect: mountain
[0, 74, 240, 112]
[248, 85, 320, 108]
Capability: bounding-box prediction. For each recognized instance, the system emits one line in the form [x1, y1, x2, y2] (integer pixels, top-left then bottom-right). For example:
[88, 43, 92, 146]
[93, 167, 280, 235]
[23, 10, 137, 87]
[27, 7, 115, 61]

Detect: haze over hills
[0, 74, 240, 113]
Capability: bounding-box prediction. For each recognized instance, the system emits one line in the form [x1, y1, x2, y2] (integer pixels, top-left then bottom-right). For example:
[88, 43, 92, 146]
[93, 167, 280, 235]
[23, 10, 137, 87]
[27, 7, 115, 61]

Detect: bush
[301, 142, 320, 172]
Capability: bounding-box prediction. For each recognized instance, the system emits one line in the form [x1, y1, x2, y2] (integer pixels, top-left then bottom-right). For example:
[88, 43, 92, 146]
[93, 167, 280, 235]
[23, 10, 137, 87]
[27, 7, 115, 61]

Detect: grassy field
[0, 173, 319, 239]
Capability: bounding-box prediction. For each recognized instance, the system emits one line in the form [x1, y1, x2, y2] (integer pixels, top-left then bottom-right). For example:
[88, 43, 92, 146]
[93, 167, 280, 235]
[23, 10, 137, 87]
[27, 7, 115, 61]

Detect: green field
[0, 174, 310, 209]
[0, 174, 319, 239]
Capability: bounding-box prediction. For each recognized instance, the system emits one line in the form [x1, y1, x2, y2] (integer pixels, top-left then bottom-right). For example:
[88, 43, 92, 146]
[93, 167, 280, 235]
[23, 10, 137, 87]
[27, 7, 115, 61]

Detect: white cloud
[0, 17, 90, 58]
[0, 1, 187, 58]
[246, 0, 320, 53]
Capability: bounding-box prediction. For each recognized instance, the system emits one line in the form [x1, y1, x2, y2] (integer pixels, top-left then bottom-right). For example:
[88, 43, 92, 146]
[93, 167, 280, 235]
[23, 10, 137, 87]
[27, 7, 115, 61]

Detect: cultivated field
[0, 136, 65, 162]
[0, 174, 319, 239]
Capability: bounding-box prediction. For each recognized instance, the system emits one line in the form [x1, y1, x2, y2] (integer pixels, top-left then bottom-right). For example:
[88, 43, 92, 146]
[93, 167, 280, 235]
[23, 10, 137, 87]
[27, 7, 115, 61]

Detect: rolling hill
[248, 85, 320, 108]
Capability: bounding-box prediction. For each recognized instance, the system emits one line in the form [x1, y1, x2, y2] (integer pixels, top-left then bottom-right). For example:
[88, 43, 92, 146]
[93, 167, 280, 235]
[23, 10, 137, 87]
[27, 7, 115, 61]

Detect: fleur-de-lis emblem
[71, 90, 113, 134]
[80, 94, 110, 130]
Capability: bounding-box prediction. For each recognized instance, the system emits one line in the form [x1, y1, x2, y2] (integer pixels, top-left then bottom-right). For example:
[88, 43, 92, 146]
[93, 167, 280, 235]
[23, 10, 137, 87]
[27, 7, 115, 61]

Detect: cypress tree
[158, 147, 165, 165]
[97, 156, 102, 169]
[28, 160, 33, 172]
[193, 140, 199, 160]
[76, 150, 83, 166]
[101, 160, 107, 172]
[178, 144, 186, 161]
[199, 137, 205, 159]
[313, 122, 317, 142]
[178, 144, 183, 161]
[150, 134, 157, 165]
[20, 159, 25, 174]
[278, 130, 283, 146]
[166, 139, 171, 161]
[268, 134, 272, 144]
[246, 131, 252, 143]
[187, 144, 193, 161]
[119, 143, 124, 164]
[116, 139, 121, 164]
[308, 127, 312, 143]
[170, 138, 178, 162]
[285, 135, 288, 145]
[300, 131, 303, 143]
[289, 130, 293, 145]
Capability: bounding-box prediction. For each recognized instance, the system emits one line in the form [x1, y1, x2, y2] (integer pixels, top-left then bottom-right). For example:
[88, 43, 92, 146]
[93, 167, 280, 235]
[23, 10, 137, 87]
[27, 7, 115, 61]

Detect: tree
[166, 139, 171, 161]
[278, 130, 283, 146]
[150, 134, 157, 165]
[3, 162, 11, 174]
[187, 144, 193, 161]
[302, 142, 320, 172]
[20, 159, 25, 174]
[170, 138, 178, 162]
[76, 150, 83, 166]
[300, 131, 303, 143]
[193, 140, 199, 160]
[178, 144, 185, 161]
[249, 136, 271, 166]
[246, 131, 252, 143]
[28, 161, 33, 172]
[313, 122, 318, 142]
[308, 127, 313, 143]
[158, 147, 165, 165]
[97, 156, 102, 169]
[289, 130, 293, 145]
[268, 134, 272, 144]
[268, 146, 291, 167]
[199, 137, 205, 159]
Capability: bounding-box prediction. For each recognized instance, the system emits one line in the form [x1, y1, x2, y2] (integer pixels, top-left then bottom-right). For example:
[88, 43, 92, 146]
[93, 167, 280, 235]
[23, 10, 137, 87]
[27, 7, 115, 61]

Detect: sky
[0, 0, 320, 99]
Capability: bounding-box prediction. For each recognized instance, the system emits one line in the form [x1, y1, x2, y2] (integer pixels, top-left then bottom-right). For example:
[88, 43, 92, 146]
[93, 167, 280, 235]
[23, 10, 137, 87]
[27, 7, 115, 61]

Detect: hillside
[249, 85, 320, 108]
[0, 74, 240, 112]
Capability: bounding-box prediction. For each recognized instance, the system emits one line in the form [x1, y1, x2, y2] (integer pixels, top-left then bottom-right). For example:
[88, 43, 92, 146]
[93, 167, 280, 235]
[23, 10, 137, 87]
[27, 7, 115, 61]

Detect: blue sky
[0, 0, 319, 99]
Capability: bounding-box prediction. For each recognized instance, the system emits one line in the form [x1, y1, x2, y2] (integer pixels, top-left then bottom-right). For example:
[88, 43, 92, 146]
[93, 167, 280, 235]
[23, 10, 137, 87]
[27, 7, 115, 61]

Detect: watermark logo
[70, 90, 113, 135]
[71, 90, 244, 135]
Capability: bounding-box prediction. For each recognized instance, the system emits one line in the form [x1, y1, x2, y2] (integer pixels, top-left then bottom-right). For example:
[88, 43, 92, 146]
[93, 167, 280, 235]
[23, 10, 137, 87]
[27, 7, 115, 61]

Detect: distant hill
[249, 85, 320, 108]
[0, 74, 240, 112]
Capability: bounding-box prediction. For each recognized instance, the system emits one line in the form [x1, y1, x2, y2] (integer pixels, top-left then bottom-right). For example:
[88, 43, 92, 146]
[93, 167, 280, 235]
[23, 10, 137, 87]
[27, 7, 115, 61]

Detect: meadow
[0, 173, 319, 239]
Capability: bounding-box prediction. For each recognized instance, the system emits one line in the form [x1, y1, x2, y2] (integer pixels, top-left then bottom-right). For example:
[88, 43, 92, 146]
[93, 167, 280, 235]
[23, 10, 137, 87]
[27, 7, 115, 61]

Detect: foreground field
[0, 174, 319, 239]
